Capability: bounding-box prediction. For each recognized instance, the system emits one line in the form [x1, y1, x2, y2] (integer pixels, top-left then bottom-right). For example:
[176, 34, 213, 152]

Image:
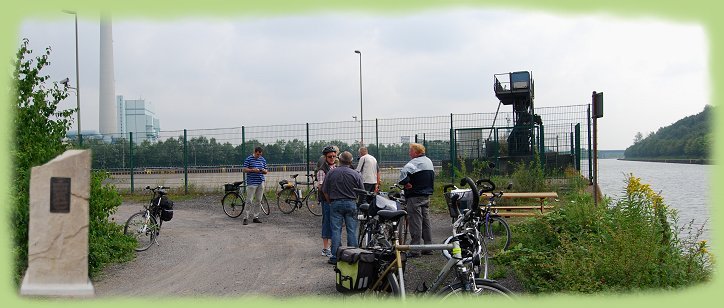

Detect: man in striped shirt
[242, 147, 268, 225]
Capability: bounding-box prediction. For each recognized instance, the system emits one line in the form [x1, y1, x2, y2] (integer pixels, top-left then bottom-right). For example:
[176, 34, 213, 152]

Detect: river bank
[617, 158, 711, 165]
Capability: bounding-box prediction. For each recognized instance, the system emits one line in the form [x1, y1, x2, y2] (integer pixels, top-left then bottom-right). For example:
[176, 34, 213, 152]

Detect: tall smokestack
[99, 14, 117, 135]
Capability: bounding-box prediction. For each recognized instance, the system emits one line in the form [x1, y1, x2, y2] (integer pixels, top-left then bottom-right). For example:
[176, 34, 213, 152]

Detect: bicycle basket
[444, 188, 473, 218]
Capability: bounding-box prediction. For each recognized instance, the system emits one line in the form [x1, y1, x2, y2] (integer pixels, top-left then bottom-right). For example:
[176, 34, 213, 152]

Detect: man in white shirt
[356, 147, 380, 194]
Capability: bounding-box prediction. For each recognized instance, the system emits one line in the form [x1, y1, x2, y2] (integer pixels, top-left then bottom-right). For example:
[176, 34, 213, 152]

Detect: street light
[63, 9, 81, 145]
[354, 50, 363, 146]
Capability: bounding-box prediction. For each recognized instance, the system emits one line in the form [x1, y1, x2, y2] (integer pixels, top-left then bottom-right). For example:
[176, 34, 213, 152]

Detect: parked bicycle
[124, 185, 174, 252]
[355, 188, 403, 249]
[387, 184, 408, 245]
[276, 173, 322, 216]
[442, 178, 511, 278]
[221, 181, 270, 218]
[338, 179, 512, 299]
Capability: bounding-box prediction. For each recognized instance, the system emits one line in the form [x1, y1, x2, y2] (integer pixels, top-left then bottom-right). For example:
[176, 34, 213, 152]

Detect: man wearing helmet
[316, 145, 337, 258]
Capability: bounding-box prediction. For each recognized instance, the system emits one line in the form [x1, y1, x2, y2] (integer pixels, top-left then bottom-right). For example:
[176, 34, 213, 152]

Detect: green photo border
[0, 0, 720, 307]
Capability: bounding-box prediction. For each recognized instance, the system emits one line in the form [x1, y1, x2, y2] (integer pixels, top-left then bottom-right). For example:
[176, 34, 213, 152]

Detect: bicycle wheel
[276, 188, 296, 214]
[385, 272, 401, 295]
[222, 192, 245, 218]
[306, 189, 322, 216]
[357, 222, 371, 248]
[438, 279, 513, 298]
[398, 216, 409, 245]
[483, 216, 511, 257]
[124, 211, 158, 252]
[260, 194, 270, 215]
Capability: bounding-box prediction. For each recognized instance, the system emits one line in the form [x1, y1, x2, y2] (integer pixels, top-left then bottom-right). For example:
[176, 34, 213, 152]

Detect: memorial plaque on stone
[50, 177, 71, 213]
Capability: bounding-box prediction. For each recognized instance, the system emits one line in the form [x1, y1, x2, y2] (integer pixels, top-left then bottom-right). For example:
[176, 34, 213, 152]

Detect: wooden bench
[480, 192, 559, 217]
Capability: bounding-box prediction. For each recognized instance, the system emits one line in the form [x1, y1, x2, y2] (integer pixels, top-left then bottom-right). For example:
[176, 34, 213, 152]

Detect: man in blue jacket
[398, 143, 435, 257]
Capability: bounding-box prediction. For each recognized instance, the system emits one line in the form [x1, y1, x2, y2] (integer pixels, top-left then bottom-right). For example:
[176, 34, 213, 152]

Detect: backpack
[334, 247, 376, 293]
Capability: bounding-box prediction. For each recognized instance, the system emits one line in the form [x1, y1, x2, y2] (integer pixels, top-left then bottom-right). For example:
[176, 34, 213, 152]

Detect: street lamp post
[63, 10, 81, 145]
[354, 50, 363, 146]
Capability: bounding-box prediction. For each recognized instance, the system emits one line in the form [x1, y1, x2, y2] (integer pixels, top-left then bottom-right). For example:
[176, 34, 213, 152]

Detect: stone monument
[20, 150, 94, 297]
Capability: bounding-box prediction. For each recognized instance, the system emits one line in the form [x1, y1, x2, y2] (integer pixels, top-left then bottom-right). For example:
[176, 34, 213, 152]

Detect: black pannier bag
[334, 247, 376, 293]
[155, 195, 174, 221]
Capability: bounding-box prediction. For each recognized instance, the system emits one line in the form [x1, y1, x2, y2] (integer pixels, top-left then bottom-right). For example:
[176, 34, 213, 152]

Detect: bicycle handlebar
[475, 179, 496, 193]
[459, 177, 480, 215]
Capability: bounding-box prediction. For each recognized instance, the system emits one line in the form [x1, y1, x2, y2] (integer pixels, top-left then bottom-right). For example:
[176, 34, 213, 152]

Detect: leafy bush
[500, 175, 712, 293]
[88, 171, 136, 277]
[511, 154, 547, 192]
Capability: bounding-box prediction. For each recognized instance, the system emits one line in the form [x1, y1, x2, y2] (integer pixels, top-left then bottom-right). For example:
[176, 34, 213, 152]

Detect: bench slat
[481, 192, 558, 199]
[491, 206, 555, 210]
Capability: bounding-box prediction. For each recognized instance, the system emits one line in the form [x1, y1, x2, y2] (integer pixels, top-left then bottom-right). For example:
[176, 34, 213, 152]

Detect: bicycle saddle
[376, 210, 407, 223]
[359, 203, 370, 213]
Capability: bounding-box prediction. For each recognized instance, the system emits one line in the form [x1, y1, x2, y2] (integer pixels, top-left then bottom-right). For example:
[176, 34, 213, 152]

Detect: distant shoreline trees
[624, 106, 711, 160]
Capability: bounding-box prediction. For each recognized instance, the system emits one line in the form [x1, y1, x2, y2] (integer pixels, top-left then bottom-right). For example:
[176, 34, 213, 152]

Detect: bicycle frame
[371, 241, 467, 300]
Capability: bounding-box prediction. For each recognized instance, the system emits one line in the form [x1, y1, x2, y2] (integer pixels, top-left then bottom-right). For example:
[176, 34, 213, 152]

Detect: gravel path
[92, 194, 520, 298]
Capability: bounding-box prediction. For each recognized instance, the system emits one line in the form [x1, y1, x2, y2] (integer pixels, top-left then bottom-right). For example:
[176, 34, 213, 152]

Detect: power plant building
[116, 95, 160, 142]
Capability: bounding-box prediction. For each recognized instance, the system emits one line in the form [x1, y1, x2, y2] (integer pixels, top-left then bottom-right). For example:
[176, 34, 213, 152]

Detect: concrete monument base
[20, 275, 95, 297]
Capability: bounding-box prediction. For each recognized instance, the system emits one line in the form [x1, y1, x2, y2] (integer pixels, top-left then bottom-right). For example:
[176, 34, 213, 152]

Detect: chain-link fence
[69, 104, 592, 193]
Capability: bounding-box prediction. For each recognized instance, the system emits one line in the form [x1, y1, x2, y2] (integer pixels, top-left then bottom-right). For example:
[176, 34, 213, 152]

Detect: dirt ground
[92, 194, 520, 298]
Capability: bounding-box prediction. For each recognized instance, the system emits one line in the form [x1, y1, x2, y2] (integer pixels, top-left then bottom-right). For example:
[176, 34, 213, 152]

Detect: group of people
[238, 143, 435, 265]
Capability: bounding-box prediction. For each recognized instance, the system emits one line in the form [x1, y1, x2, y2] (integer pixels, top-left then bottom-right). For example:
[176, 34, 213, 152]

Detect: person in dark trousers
[355, 147, 380, 206]
[241, 147, 267, 225]
[316, 145, 337, 258]
[322, 151, 364, 264]
[398, 143, 435, 257]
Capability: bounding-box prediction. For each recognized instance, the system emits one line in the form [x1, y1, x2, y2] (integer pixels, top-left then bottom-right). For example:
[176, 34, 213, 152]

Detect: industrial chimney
[99, 14, 117, 135]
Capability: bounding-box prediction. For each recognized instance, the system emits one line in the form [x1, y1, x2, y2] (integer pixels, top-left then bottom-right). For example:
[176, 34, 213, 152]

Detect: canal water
[595, 159, 712, 242]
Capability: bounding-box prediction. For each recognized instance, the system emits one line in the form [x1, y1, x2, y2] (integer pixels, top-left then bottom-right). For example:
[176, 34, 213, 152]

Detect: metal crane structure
[493, 71, 542, 157]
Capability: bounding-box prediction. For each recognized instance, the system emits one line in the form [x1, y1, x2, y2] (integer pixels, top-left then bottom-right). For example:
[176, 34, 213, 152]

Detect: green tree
[11, 38, 76, 284]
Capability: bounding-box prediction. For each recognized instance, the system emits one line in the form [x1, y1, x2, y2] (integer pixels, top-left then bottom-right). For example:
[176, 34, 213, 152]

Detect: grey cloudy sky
[18, 8, 709, 150]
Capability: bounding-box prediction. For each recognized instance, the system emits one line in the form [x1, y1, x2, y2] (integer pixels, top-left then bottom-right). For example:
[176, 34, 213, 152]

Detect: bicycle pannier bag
[224, 183, 237, 192]
[334, 247, 376, 293]
[158, 195, 174, 221]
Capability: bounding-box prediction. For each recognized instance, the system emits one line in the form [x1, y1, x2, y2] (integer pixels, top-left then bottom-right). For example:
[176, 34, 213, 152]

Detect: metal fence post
[375, 118, 380, 160]
[449, 113, 454, 183]
[539, 125, 545, 166]
[587, 107, 593, 184]
[306, 123, 310, 178]
[575, 123, 581, 171]
[129, 132, 134, 193]
[241, 126, 246, 184]
[184, 129, 188, 194]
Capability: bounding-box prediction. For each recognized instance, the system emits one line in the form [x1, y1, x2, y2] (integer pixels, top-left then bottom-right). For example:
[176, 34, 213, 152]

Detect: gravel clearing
[92, 194, 521, 298]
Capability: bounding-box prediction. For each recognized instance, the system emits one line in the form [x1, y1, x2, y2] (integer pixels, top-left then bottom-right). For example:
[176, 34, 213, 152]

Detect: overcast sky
[17, 8, 709, 150]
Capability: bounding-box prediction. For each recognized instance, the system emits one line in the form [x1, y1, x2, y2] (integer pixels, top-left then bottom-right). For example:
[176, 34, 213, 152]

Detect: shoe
[327, 258, 337, 265]
[421, 250, 434, 255]
[322, 248, 332, 257]
[243, 219, 248, 225]
[253, 218, 262, 223]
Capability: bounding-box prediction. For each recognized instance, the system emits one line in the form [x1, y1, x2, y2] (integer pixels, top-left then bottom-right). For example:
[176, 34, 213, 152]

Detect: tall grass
[499, 174, 713, 293]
